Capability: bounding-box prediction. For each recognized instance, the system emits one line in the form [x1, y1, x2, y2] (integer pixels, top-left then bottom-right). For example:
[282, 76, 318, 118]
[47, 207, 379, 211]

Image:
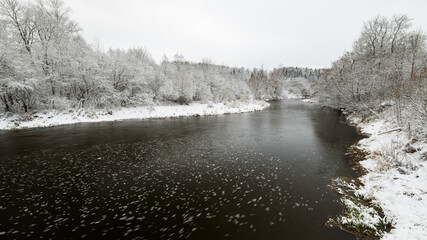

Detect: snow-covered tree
[0, 0, 319, 113]
[316, 14, 427, 125]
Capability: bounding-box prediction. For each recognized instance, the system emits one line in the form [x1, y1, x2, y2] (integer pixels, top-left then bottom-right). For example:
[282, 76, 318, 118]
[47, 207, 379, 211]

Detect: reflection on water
[0, 100, 361, 239]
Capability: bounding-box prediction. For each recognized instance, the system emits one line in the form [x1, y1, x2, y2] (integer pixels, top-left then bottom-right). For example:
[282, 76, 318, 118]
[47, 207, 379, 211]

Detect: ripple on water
[0, 133, 329, 239]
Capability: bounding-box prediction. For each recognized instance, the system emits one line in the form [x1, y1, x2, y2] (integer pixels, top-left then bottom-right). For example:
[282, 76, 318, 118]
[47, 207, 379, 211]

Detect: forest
[0, 0, 318, 114]
[1, 0, 425, 140]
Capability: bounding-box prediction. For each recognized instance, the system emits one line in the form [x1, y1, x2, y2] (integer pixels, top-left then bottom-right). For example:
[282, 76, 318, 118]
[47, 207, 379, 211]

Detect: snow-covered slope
[0, 101, 269, 130]
[349, 117, 427, 239]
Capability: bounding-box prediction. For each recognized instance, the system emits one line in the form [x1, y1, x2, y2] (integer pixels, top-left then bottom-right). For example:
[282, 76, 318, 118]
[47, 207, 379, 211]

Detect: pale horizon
[62, 0, 427, 69]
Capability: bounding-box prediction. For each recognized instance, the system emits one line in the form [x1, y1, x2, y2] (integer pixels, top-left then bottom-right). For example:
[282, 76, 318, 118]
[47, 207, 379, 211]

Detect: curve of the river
[0, 100, 362, 239]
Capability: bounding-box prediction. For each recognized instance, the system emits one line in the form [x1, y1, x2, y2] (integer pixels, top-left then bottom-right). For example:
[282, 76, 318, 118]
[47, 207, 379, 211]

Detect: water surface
[0, 100, 361, 239]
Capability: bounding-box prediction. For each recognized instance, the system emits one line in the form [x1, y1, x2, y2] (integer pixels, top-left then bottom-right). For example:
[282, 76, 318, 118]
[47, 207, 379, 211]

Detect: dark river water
[0, 101, 361, 239]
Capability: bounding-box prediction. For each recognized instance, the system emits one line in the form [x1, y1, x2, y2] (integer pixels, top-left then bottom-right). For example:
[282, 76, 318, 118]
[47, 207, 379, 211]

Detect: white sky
[62, 0, 427, 69]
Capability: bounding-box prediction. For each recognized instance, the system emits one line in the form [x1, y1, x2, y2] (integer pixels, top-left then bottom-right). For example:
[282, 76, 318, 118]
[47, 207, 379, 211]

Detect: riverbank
[303, 98, 427, 239]
[0, 100, 269, 130]
[314, 98, 426, 239]
[347, 113, 427, 239]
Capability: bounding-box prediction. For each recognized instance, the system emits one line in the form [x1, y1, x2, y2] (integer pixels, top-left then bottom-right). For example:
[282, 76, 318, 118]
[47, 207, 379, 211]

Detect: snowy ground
[302, 97, 427, 239]
[0, 100, 269, 130]
[348, 115, 427, 239]
[301, 98, 318, 104]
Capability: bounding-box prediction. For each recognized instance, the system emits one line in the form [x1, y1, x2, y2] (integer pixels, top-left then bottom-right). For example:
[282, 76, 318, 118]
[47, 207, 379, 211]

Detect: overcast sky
[62, 0, 427, 69]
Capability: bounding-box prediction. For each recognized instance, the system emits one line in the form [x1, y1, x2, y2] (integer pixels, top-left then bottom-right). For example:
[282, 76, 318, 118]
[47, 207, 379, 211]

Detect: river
[0, 100, 362, 239]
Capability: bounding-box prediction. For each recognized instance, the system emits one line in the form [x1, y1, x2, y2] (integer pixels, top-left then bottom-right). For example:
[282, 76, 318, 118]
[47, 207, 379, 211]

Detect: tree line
[0, 0, 319, 113]
[316, 14, 426, 127]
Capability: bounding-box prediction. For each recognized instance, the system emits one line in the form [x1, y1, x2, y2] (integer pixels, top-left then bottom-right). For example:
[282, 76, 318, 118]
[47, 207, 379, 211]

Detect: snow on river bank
[348, 116, 427, 239]
[0, 100, 269, 130]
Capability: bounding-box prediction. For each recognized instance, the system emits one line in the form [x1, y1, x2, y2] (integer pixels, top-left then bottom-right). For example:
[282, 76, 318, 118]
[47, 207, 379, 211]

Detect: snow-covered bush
[0, 78, 36, 112]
